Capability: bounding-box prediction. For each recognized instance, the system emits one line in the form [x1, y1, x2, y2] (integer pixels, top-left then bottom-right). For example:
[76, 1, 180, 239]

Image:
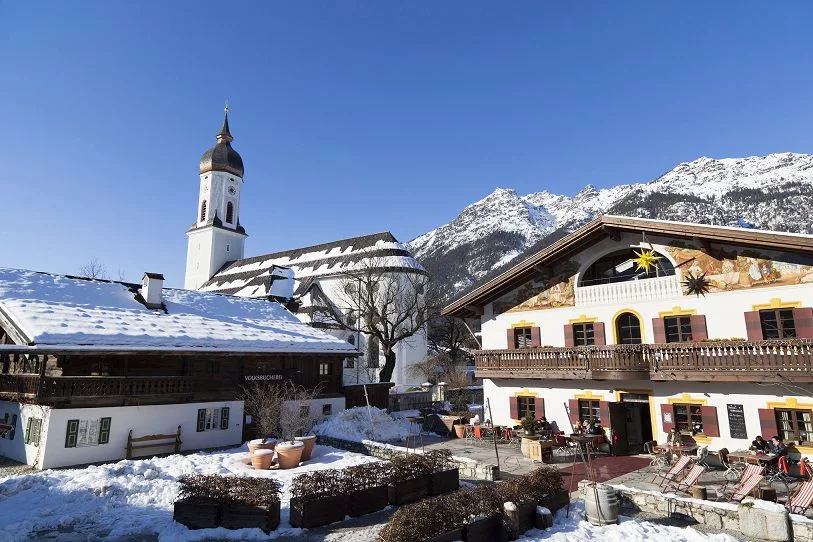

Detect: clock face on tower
[228, 186, 236, 195]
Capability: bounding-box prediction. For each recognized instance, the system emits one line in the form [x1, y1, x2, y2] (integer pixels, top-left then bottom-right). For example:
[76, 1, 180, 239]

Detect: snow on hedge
[0, 444, 378, 540]
[311, 406, 424, 443]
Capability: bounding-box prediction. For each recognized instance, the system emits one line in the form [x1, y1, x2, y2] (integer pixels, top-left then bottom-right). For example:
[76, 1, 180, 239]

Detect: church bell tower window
[200, 200, 207, 222]
[226, 202, 234, 224]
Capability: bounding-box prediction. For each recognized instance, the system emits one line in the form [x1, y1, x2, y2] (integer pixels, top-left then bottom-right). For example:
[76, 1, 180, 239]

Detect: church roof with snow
[0, 268, 356, 354]
[200, 231, 426, 298]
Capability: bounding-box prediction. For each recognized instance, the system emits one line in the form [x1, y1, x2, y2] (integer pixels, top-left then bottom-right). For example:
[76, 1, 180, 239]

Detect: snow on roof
[0, 268, 356, 353]
[202, 231, 426, 299]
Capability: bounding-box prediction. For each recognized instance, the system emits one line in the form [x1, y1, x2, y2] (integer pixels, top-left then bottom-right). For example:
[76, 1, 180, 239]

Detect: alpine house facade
[0, 269, 355, 469]
[442, 215, 813, 456]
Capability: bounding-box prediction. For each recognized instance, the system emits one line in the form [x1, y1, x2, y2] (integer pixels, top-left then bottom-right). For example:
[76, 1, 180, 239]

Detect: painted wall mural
[665, 246, 813, 292]
[494, 261, 579, 314]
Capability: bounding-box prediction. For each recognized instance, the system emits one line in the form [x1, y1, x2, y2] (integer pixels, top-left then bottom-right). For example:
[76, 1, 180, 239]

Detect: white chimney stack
[141, 272, 165, 308]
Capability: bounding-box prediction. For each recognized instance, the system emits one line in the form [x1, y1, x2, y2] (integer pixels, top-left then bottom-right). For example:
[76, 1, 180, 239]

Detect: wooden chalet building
[443, 215, 813, 456]
[0, 268, 355, 469]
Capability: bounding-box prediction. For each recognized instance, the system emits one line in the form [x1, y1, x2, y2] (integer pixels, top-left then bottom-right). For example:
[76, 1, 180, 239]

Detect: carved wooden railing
[38, 376, 195, 399]
[474, 339, 813, 378]
[651, 339, 813, 374]
[575, 275, 683, 306]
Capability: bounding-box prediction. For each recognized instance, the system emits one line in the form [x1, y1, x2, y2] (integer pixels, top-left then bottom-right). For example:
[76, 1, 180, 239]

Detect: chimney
[141, 272, 165, 309]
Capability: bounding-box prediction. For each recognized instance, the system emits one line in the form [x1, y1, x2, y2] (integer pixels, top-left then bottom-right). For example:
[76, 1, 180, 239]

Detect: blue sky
[2, 2, 812, 286]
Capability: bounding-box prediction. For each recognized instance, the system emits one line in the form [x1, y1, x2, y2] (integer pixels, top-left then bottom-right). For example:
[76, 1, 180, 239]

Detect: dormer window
[200, 200, 207, 222]
[226, 202, 234, 224]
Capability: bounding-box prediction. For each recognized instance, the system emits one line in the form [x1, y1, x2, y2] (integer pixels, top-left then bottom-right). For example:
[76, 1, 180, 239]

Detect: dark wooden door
[609, 402, 629, 456]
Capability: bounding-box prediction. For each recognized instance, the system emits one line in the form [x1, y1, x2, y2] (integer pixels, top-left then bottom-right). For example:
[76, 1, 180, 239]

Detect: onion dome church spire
[199, 101, 244, 177]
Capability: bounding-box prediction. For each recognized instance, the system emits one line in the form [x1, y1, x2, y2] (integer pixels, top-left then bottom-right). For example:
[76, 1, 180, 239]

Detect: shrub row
[379, 467, 565, 542]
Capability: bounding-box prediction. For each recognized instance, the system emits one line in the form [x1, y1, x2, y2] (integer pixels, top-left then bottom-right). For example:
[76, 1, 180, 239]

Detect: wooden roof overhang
[442, 215, 813, 319]
[0, 345, 359, 357]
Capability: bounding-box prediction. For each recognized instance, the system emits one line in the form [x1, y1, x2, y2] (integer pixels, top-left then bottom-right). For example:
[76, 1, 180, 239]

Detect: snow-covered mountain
[410, 152, 813, 299]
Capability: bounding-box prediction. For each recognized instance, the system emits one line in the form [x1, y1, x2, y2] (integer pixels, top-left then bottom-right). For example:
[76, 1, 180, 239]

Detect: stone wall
[317, 435, 499, 481]
[578, 481, 813, 542]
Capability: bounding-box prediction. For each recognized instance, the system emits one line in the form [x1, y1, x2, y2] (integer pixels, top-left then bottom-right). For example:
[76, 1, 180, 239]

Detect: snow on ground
[311, 406, 424, 443]
[519, 502, 741, 542]
[0, 444, 379, 541]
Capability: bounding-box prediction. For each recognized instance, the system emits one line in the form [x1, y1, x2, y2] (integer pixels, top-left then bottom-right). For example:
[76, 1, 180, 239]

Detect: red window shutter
[563, 324, 575, 347]
[792, 307, 813, 339]
[660, 404, 675, 433]
[690, 315, 708, 340]
[534, 397, 545, 419]
[700, 406, 720, 437]
[509, 396, 519, 420]
[530, 327, 541, 347]
[507, 328, 516, 349]
[567, 399, 580, 428]
[758, 408, 779, 438]
[593, 322, 606, 346]
[745, 311, 763, 341]
[598, 401, 610, 428]
[652, 318, 667, 344]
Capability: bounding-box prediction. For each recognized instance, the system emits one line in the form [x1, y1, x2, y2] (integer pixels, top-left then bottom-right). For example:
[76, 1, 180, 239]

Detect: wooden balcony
[475, 345, 650, 381]
[0, 374, 233, 407]
[474, 339, 813, 382]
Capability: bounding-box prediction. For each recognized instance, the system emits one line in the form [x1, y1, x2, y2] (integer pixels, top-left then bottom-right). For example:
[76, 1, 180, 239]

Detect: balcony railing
[474, 339, 813, 382]
[575, 275, 682, 307]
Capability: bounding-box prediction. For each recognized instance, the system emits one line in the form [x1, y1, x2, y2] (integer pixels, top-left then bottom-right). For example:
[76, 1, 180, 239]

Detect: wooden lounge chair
[666, 464, 705, 495]
[718, 474, 763, 503]
[654, 454, 692, 487]
[786, 481, 813, 515]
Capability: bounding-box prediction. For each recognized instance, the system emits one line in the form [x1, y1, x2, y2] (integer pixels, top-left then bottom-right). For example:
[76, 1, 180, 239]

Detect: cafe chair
[645, 441, 669, 469]
[715, 464, 764, 500]
[666, 464, 706, 495]
[786, 481, 813, 515]
[718, 448, 745, 482]
[654, 454, 692, 488]
[718, 474, 764, 503]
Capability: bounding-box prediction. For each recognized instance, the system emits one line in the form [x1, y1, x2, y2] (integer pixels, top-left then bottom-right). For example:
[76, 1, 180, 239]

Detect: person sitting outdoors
[751, 435, 769, 453]
[668, 428, 682, 446]
[768, 435, 788, 458]
[539, 416, 552, 431]
[589, 419, 604, 436]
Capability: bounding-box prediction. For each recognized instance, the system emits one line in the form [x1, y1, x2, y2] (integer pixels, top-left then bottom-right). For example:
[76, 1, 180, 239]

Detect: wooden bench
[126, 426, 182, 459]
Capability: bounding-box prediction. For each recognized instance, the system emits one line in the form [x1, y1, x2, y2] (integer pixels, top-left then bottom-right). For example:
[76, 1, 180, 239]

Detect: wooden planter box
[348, 486, 389, 517]
[541, 488, 570, 513]
[430, 468, 460, 496]
[425, 528, 464, 542]
[463, 513, 504, 542]
[289, 495, 347, 528]
[220, 502, 280, 533]
[388, 474, 431, 505]
[173, 498, 221, 530]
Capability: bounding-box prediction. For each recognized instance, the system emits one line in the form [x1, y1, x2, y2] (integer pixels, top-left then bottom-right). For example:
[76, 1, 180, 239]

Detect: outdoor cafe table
[661, 443, 699, 455]
[728, 451, 777, 466]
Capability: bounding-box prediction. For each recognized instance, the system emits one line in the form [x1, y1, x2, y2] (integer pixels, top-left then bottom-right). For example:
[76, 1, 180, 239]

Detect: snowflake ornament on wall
[682, 272, 712, 297]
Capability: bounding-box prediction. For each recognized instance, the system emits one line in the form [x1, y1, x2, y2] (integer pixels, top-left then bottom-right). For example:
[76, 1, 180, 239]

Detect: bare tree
[240, 381, 285, 439]
[278, 382, 323, 442]
[241, 381, 323, 442]
[428, 316, 477, 365]
[78, 259, 109, 280]
[318, 258, 434, 383]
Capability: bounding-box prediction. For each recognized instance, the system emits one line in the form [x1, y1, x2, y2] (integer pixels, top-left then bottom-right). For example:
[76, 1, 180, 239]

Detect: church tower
[184, 107, 248, 290]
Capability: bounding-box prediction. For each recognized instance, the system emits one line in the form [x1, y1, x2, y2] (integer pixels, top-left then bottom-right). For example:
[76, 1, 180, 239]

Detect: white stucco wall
[0, 402, 51, 467]
[0, 400, 244, 469]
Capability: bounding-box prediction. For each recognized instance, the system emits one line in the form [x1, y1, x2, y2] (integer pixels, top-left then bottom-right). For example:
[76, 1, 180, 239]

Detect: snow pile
[518, 502, 740, 542]
[0, 444, 379, 541]
[312, 407, 423, 443]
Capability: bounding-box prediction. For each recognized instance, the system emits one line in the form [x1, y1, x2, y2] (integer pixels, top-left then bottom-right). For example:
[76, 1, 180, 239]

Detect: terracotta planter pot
[173, 498, 221, 530]
[276, 441, 305, 469]
[295, 435, 317, 461]
[248, 439, 277, 457]
[454, 424, 465, 439]
[251, 449, 274, 470]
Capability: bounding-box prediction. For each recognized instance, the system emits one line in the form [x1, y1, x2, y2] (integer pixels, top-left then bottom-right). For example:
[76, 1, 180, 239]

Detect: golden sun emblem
[633, 248, 661, 273]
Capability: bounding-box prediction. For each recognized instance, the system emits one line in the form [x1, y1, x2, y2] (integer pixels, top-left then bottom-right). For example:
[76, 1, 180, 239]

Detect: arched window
[579, 249, 675, 286]
[200, 200, 207, 222]
[616, 312, 643, 344]
[226, 202, 234, 224]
